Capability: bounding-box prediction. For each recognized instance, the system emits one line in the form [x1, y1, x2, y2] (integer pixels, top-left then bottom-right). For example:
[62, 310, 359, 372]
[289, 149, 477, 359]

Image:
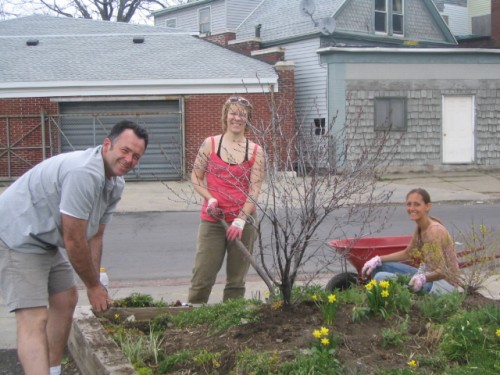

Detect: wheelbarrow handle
[209, 210, 275, 297]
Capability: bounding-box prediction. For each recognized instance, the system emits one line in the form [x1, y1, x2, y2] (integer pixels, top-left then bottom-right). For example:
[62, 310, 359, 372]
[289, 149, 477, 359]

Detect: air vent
[26, 39, 39, 46]
[133, 37, 145, 44]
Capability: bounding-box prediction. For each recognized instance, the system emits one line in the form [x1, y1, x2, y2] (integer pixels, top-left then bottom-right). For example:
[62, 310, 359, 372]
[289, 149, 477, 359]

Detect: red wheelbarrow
[326, 235, 500, 291]
[326, 236, 413, 291]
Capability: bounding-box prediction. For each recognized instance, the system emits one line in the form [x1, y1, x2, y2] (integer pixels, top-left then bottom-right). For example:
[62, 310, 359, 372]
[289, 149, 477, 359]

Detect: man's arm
[62, 214, 109, 312]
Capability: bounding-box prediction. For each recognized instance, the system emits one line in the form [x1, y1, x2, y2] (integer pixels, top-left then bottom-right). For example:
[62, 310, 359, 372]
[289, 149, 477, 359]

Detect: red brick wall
[1, 67, 295, 180]
[0, 98, 59, 178]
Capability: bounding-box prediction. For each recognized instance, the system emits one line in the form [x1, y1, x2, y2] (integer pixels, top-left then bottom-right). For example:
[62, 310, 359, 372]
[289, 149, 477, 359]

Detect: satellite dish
[319, 17, 336, 35]
[300, 0, 316, 16]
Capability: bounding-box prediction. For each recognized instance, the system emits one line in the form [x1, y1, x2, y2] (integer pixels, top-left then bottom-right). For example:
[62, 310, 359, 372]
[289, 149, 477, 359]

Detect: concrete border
[69, 306, 137, 375]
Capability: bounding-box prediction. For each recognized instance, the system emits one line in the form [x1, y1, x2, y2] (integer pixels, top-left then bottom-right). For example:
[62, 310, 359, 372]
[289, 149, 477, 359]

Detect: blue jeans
[373, 262, 433, 293]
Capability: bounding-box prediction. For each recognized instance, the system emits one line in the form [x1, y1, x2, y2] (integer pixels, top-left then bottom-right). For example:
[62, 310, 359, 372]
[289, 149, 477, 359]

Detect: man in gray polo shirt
[0, 120, 148, 375]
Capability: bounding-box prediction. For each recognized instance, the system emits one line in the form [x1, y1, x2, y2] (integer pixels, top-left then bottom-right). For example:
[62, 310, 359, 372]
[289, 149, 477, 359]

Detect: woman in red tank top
[188, 96, 266, 304]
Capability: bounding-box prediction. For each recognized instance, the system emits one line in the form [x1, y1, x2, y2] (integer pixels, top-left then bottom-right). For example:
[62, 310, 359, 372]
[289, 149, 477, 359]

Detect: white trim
[317, 47, 500, 54]
[0, 80, 279, 99]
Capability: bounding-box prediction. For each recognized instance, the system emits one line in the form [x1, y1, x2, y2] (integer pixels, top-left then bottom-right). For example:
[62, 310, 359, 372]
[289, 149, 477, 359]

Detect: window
[375, 0, 387, 33]
[314, 118, 326, 135]
[392, 0, 404, 35]
[166, 18, 177, 28]
[375, 0, 404, 36]
[374, 98, 407, 131]
[199, 7, 211, 34]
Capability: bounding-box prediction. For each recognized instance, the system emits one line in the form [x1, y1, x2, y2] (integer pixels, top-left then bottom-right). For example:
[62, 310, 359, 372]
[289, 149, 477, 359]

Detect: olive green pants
[188, 216, 257, 304]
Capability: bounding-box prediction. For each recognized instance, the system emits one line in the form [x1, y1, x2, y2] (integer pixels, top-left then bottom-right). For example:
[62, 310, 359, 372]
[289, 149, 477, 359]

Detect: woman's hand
[409, 273, 426, 292]
[226, 218, 245, 241]
[361, 256, 382, 277]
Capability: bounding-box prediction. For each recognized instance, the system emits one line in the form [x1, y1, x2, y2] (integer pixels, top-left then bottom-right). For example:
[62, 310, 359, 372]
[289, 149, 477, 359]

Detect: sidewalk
[1, 170, 500, 365]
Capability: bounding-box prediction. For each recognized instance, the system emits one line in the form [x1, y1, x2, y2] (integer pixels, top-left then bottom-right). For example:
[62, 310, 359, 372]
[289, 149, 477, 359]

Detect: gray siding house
[154, 0, 500, 171]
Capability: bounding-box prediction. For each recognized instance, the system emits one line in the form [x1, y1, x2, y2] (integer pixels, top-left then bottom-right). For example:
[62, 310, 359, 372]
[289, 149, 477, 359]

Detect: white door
[442, 96, 475, 164]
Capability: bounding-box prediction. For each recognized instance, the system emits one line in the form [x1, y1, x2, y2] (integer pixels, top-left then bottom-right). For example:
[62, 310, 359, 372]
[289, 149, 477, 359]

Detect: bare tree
[245, 93, 401, 305]
[1, 0, 187, 23]
[156, 90, 401, 307]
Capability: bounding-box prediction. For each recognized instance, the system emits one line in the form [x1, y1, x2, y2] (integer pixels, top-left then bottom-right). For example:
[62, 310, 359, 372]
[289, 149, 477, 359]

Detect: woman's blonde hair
[221, 96, 253, 132]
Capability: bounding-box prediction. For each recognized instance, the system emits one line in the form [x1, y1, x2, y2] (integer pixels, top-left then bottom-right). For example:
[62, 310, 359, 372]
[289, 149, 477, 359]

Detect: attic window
[26, 39, 39, 46]
[199, 6, 211, 33]
[133, 37, 145, 44]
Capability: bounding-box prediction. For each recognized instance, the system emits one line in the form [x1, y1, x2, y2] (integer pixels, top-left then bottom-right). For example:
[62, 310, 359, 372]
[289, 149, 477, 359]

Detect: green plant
[235, 349, 281, 374]
[311, 290, 340, 324]
[148, 323, 165, 366]
[113, 329, 148, 368]
[416, 291, 465, 322]
[171, 298, 262, 334]
[440, 305, 500, 367]
[381, 316, 409, 348]
[193, 349, 222, 374]
[157, 350, 193, 373]
[279, 347, 340, 374]
[113, 293, 166, 307]
[363, 278, 411, 319]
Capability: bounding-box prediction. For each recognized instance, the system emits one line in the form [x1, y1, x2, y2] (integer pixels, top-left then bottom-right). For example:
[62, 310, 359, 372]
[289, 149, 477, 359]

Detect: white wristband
[208, 198, 217, 205]
[232, 218, 246, 229]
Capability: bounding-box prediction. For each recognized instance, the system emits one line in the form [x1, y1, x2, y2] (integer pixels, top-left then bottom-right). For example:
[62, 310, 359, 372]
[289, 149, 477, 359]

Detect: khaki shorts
[0, 240, 76, 312]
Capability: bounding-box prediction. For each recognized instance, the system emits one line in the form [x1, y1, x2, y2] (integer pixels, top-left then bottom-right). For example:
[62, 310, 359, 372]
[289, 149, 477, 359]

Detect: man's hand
[87, 284, 111, 312]
[361, 256, 382, 277]
[206, 198, 218, 215]
[409, 273, 426, 292]
[226, 218, 245, 241]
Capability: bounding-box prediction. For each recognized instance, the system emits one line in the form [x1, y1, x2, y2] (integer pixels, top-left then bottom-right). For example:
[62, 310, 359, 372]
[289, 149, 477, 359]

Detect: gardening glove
[361, 256, 382, 277]
[206, 198, 218, 215]
[226, 218, 245, 241]
[409, 273, 426, 292]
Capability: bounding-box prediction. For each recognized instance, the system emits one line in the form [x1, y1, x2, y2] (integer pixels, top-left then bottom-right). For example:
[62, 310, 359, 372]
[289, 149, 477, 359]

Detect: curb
[69, 306, 137, 375]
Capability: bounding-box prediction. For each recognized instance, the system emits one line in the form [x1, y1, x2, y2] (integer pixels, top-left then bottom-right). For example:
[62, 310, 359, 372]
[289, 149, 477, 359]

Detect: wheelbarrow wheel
[325, 272, 358, 291]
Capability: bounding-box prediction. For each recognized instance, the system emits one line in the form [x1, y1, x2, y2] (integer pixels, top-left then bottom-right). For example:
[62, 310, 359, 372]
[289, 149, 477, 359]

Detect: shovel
[209, 209, 275, 298]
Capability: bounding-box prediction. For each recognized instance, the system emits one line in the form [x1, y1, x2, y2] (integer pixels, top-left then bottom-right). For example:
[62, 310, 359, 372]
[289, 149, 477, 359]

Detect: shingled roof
[0, 15, 278, 97]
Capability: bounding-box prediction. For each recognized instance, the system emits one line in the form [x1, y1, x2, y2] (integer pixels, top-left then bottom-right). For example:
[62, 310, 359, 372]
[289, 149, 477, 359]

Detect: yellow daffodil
[263, 290, 270, 297]
[379, 280, 390, 289]
[313, 329, 322, 338]
[496, 328, 500, 337]
[381, 290, 389, 298]
[365, 283, 374, 291]
[311, 294, 318, 301]
[321, 338, 330, 346]
[408, 359, 417, 367]
[320, 326, 329, 336]
[328, 294, 337, 303]
[114, 313, 120, 319]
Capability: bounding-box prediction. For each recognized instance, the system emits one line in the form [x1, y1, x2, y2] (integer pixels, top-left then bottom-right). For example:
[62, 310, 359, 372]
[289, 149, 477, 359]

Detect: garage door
[59, 99, 183, 181]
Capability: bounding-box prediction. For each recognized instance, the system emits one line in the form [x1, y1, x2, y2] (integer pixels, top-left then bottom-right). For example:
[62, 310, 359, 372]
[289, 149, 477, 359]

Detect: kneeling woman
[362, 188, 460, 294]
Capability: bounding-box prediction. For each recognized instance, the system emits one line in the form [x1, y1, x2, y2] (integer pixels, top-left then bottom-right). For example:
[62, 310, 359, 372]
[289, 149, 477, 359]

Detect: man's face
[102, 129, 146, 178]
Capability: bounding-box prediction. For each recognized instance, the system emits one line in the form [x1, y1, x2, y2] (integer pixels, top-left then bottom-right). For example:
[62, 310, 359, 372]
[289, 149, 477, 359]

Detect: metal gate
[59, 100, 184, 181]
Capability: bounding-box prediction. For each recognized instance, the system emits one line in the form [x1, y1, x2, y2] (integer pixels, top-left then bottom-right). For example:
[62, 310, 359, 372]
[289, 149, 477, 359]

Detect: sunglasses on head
[226, 97, 252, 108]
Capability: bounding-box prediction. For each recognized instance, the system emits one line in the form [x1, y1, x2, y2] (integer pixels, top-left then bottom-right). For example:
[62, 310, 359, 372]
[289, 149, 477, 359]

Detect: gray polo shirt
[0, 146, 124, 254]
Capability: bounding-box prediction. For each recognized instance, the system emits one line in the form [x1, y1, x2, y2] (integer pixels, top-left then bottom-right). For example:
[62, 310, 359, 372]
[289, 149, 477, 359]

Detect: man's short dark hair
[108, 120, 149, 149]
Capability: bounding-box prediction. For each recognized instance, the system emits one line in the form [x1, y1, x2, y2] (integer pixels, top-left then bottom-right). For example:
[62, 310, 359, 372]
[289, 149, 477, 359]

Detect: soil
[105, 292, 499, 374]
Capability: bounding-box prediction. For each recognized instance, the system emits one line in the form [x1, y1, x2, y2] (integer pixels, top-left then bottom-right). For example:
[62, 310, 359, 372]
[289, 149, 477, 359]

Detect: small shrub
[440, 304, 500, 367]
[381, 316, 409, 348]
[171, 298, 262, 333]
[454, 224, 500, 294]
[235, 349, 281, 374]
[113, 293, 166, 307]
[158, 350, 193, 373]
[416, 291, 465, 323]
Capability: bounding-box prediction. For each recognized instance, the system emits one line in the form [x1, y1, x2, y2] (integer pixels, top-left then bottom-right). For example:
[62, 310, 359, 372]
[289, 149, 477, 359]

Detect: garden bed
[73, 286, 500, 374]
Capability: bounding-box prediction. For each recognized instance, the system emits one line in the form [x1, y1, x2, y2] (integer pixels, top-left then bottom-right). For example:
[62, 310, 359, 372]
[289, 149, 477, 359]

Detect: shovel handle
[209, 210, 275, 297]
